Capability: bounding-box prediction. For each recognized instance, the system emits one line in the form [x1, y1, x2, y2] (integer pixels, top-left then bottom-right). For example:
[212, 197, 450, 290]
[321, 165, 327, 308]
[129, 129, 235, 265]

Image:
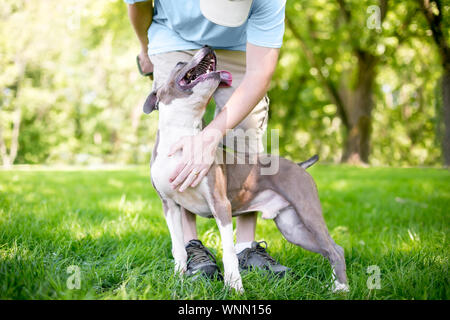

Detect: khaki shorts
[149, 49, 269, 154]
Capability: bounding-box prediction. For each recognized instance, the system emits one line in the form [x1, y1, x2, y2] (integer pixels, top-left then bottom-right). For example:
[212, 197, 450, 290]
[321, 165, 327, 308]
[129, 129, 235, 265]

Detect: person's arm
[168, 43, 279, 192]
[127, 1, 153, 75]
[205, 44, 279, 140]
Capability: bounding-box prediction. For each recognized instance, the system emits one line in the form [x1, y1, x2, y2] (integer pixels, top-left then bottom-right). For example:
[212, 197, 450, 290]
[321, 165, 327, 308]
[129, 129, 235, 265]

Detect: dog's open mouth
[178, 50, 232, 89]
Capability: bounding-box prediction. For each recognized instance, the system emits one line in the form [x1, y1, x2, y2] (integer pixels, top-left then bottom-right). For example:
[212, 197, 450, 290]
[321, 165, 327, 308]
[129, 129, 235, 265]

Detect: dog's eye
[176, 62, 187, 68]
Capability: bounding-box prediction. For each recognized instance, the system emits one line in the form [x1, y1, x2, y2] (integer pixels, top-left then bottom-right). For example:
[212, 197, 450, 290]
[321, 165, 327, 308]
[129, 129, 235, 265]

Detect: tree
[419, 0, 450, 166]
[0, 3, 27, 167]
[286, 0, 389, 164]
[0, 0, 157, 167]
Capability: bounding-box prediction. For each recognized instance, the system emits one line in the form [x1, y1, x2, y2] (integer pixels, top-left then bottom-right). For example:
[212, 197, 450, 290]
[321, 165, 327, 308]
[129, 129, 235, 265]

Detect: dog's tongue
[218, 70, 232, 87]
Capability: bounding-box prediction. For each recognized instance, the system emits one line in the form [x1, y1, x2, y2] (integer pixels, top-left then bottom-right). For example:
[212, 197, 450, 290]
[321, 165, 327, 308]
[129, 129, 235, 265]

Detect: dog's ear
[143, 90, 159, 114]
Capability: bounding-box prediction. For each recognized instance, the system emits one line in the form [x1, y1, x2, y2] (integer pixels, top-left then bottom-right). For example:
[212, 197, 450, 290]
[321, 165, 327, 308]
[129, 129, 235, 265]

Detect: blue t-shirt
[124, 0, 286, 55]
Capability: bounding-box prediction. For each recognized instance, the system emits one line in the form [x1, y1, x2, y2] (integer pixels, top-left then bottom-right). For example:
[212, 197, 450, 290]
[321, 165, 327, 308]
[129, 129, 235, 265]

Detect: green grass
[0, 165, 448, 300]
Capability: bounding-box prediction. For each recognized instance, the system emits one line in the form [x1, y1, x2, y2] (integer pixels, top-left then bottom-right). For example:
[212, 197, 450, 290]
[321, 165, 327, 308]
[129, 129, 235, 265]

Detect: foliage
[0, 0, 157, 166]
[270, 0, 446, 165]
[0, 0, 449, 166]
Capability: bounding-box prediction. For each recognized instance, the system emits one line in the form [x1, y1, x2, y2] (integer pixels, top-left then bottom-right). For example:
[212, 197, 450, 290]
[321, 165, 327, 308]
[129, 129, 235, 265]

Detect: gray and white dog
[144, 47, 348, 293]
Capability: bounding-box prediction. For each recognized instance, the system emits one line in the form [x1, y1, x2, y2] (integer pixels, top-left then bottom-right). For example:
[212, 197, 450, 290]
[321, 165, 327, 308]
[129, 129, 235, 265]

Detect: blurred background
[1, 0, 449, 168]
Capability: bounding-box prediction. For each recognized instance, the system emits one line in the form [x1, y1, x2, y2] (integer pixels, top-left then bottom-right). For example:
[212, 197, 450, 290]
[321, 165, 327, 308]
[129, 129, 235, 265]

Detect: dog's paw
[174, 261, 187, 275]
[331, 281, 350, 293]
[230, 281, 244, 294]
[225, 274, 244, 294]
[233, 280, 244, 294]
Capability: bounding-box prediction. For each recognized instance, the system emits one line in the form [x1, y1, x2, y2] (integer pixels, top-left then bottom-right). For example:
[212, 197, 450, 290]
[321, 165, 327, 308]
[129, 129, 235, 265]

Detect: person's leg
[235, 212, 257, 250]
[214, 50, 288, 276]
[181, 208, 198, 244]
[152, 49, 262, 248]
[150, 50, 196, 87]
[213, 50, 269, 252]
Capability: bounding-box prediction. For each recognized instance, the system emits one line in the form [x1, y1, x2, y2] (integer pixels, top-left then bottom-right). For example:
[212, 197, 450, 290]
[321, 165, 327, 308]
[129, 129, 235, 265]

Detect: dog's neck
[156, 99, 208, 154]
[158, 99, 207, 130]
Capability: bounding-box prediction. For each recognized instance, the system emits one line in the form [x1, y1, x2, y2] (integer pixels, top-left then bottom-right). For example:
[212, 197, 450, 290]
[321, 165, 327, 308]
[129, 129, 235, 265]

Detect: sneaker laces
[186, 241, 217, 267]
[240, 240, 277, 266]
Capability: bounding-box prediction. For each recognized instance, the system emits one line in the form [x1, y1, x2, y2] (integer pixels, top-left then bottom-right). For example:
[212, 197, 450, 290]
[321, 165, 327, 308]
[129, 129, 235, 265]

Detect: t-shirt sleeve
[247, 0, 286, 48]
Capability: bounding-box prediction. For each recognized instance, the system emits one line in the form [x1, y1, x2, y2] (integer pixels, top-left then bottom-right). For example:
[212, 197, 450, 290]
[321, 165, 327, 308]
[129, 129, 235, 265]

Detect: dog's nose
[202, 45, 213, 53]
[200, 45, 214, 56]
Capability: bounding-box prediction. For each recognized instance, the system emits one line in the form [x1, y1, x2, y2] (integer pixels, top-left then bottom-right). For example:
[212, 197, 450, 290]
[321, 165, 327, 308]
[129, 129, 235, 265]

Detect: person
[126, 0, 289, 279]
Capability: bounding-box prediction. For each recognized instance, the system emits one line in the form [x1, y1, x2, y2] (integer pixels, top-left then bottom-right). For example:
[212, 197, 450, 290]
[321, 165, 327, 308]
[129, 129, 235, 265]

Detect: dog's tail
[297, 154, 319, 169]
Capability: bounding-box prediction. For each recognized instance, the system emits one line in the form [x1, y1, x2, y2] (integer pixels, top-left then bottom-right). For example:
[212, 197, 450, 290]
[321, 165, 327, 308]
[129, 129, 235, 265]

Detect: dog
[144, 47, 349, 293]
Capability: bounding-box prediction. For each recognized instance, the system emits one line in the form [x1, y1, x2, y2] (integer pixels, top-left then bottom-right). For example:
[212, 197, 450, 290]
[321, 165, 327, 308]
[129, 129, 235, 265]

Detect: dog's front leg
[164, 198, 187, 274]
[206, 192, 243, 293]
[216, 205, 243, 293]
[205, 165, 243, 293]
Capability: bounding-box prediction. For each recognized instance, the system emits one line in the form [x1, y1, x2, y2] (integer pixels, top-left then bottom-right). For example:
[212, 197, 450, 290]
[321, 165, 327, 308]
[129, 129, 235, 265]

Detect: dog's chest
[151, 134, 212, 216]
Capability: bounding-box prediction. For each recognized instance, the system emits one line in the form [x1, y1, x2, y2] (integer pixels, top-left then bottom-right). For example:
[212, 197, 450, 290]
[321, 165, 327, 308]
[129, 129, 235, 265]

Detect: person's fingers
[142, 60, 154, 74]
[190, 167, 209, 188]
[139, 51, 154, 71]
[178, 168, 201, 192]
[170, 161, 195, 188]
[169, 160, 189, 184]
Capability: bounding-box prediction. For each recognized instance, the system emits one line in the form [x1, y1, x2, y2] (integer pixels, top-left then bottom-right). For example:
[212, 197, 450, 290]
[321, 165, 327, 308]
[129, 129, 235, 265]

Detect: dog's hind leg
[274, 204, 348, 292]
[163, 198, 187, 274]
[275, 206, 322, 253]
[272, 165, 349, 291]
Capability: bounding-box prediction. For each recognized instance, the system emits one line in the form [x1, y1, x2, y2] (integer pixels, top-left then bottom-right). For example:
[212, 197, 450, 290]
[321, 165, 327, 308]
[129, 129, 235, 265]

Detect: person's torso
[149, 0, 248, 53]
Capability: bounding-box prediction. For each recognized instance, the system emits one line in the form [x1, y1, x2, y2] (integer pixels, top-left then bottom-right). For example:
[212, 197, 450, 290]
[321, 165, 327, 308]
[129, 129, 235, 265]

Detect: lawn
[0, 165, 448, 300]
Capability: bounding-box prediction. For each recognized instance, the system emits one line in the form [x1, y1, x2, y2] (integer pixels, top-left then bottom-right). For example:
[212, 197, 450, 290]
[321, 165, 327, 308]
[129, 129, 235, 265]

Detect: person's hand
[137, 49, 154, 79]
[168, 129, 222, 192]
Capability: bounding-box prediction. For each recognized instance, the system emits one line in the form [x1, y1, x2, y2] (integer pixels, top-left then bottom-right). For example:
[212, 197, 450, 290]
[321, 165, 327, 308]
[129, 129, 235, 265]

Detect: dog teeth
[190, 55, 215, 78]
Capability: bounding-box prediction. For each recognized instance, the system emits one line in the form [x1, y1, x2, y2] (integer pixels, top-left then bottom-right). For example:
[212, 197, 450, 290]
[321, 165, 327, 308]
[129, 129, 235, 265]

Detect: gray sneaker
[237, 241, 290, 277]
[185, 239, 222, 280]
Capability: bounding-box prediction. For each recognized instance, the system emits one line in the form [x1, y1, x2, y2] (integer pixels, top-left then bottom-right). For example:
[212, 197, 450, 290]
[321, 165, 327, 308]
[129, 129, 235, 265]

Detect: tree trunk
[342, 114, 372, 164]
[0, 106, 22, 168]
[286, 1, 386, 165]
[341, 51, 377, 164]
[443, 72, 450, 166]
[419, 0, 450, 165]
[0, 59, 24, 168]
